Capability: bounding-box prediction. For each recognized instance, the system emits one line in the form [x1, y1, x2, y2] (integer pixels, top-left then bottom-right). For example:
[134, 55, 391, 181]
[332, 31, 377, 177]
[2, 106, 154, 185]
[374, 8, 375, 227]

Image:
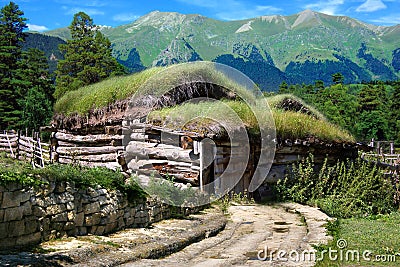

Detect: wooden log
[18, 139, 36, 150]
[55, 132, 123, 144]
[0, 141, 17, 148]
[0, 134, 17, 139]
[58, 153, 117, 162]
[127, 159, 168, 170]
[0, 147, 17, 153]
[57, 146, 124, 156]
[19, 136, 36, 143]
[56, 141, 76, 147]
[126, 141, 197, 163]
[130, 132, 148, 141]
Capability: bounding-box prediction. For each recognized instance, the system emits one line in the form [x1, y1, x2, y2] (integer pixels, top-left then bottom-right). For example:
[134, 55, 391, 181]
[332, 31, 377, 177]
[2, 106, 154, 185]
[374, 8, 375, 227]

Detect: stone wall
[0, 181, 192, 250]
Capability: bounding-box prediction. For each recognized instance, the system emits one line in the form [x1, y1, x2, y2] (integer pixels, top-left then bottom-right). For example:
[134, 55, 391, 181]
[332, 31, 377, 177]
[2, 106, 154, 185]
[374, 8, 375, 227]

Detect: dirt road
[122, 203, 332, 267]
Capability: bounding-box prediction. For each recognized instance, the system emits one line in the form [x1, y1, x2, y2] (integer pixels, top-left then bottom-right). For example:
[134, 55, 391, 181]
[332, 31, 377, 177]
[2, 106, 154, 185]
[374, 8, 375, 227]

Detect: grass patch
[54, 67, 163, 115]
[316, 213, 400, 266]
[148, 98, 354, 142]
[0, 156, 146, 201]
[273, 110, 354, 142]
[148, 100, 263, 136]
[54, 62, 257, 116]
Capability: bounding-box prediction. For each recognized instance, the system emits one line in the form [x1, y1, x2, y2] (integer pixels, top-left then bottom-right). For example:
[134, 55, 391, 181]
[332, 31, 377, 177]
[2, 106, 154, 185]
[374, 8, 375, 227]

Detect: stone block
[24, 218, 39, 235]
[87, 187, 99, 198]
[52, 212, 68, 222]
[125, 217, 135, 227]
[41, 182, 55, 196]
[96, 189, 108, 196]
[5, 183, 22, 191]
[104, 222, 117, 234]
[40, 217, 50, 232]
[21, 201, 32, 216]
[46, 204, 66, 216]
[95, 225, 105, 235]
[85, 212, 101, 226]
[1, 192, 22, 208]
[33, 206, 46, 217]
[4, 206, 23, 221]
[8, 220, 25, 237]
[0, 237, 16, 248]
[83, 202, 100, 215]
[51, 222, 64, 231]
[117, 217, 125, 229]
[74, 212, 84, 226]
[89, 226, 97, 235]
[66, 201, 75, 211]
[67, 228, 78, 237]
[0, 222, 9, 238]
[54, 182, 66, 193]
[56, 192, 74, 204]
[20, 190, 32, 203]
[78, 227, 87, 235]
[98, 195, 108, 206]
[0, 209, 4, 221]
[63, 222, 75, 231]
[44, 196, 57, 206]
[67, 211, 75, 221]
[16, 232, 41, 246]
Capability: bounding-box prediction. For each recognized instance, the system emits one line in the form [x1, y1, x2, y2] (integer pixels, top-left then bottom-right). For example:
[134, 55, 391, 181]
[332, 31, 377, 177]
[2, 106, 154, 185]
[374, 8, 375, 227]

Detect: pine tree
[54, 12, 124, 100]
[390, 81, 400, 143]
[356, 83, 390, 140]
[17, 48, 54, 131]
[0, 1, 27, 129]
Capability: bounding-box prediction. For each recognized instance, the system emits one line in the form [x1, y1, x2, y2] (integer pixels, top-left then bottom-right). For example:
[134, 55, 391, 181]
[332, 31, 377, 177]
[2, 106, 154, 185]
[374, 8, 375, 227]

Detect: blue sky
[2, 0, 400, 31]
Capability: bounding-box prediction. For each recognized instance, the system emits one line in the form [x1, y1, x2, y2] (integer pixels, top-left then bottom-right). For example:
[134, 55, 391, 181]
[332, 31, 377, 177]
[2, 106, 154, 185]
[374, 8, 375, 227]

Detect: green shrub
[142, 174, 208, 207]
[0, 156, 146, 201]
[275, 155, 397, 218]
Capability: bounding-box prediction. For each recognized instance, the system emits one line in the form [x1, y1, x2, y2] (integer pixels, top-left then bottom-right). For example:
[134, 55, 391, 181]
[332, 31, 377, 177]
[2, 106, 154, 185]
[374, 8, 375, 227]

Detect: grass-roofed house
[51, 62, 357, 200]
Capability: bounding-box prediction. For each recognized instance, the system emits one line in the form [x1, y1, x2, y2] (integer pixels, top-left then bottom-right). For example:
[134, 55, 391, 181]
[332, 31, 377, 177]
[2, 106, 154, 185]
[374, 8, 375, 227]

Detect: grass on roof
[148, 98, 355, 143]
[54, 67, 163, 116]
[54, 62, 257, 116]
[267, 94, 326, 120]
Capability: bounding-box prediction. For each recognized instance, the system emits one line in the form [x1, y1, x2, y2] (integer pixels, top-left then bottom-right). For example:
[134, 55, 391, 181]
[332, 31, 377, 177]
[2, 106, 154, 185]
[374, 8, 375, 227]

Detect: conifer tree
[0, 1, 27, 129]
[17, 48, 54, 131]
[55, 12, 124, 100]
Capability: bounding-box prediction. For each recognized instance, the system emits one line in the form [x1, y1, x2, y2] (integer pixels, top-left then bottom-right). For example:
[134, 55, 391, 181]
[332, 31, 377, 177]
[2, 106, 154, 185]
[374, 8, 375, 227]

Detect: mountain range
[34, 9, 400, 91]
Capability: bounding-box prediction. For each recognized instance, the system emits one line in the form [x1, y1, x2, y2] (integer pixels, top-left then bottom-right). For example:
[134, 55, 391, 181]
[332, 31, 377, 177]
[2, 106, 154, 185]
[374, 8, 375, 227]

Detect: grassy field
[316, 213, 400, 266]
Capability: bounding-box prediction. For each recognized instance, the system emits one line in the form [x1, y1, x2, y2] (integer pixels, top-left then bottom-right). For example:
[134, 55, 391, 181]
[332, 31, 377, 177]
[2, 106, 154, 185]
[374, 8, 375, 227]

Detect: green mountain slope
[44, 10, 400, 91]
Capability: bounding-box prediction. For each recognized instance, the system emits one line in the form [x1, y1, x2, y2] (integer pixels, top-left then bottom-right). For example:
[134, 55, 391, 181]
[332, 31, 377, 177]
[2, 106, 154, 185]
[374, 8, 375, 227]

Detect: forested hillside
[45, 10, 400, 90]
[277, 78, 400, 144]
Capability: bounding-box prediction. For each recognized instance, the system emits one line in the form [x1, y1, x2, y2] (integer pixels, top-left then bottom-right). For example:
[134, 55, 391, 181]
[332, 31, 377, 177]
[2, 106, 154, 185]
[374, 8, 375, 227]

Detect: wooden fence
[0, 130, 51, 168]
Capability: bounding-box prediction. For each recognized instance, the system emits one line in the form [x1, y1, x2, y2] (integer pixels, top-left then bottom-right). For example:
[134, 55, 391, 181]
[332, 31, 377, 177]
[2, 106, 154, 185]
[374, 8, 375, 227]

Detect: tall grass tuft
[275, 155, 397, 218]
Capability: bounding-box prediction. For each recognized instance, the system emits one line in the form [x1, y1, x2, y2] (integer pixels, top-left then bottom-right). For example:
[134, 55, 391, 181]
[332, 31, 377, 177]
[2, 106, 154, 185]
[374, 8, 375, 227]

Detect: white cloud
[113, 13, 139, 22]
[63, 6, 105, 16]
[55, 0, 107, 7]
[256, 5, 282, 12]
[370, 14, 400, 24]
[356, 0, 387, 12]
[305, 0, 344, 15]
[174, 0, 282, 20]
[174, 0, 219, 8]
[27, 23, 49, 32]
